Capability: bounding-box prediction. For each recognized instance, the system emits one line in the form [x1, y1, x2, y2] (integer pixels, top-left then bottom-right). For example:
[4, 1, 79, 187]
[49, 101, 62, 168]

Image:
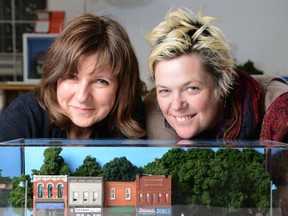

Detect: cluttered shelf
[0, 82, 36, 111]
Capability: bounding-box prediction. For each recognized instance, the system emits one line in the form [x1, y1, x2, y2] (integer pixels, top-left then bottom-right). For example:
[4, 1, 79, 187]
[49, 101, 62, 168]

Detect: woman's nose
[75, 83, 90, 102]
[171, 93, 188, 110]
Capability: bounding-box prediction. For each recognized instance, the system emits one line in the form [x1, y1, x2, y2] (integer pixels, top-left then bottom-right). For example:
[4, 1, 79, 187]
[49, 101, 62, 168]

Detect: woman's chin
[175, 129, 195, 140]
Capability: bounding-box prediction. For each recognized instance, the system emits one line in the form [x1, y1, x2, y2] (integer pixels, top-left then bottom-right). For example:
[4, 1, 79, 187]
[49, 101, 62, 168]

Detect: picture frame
[23, 33, 57, 83]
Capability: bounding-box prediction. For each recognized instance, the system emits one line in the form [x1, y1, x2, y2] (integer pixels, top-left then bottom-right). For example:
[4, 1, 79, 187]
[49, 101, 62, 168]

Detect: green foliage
[143, 158, 166, 175]
[102, 156, 139, 181]
[8, 174, 33, 215]
[0, 174, 12, 207]
[143, 148, 270, 214]
[73, 155, 102, 176]
[0, 189, 10, 207]
[0, 176, 11, 184]
[160, 148, 188, 176]
[59, 164, 71, 175]
[236, 60, 264, 75]
[25, 146, 271, 215]
[39, 147, 70, 175]
[31, 169, 40, 176]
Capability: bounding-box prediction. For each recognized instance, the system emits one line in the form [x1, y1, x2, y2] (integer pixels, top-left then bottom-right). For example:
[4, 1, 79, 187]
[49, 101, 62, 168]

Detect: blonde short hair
[146, 7, 237, 101]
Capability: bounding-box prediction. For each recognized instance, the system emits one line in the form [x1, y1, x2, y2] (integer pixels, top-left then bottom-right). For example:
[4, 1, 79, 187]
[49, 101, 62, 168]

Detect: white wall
[48, 0, 288, 89]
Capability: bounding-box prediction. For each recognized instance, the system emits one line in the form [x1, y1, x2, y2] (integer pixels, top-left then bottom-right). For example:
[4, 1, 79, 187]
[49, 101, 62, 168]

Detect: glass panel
[0, 139, 287, 215]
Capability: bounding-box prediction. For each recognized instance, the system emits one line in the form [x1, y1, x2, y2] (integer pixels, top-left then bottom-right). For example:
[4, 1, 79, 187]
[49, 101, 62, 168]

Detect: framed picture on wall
[23, 33, 57, 83]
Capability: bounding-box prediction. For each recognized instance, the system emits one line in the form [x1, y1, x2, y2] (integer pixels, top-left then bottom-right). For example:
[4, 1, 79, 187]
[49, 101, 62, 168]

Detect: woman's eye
[187, 86, 199, 92]
[67, 74, 77, 80]
[158, 89, 169, 95]
[95, 79, 109, 85]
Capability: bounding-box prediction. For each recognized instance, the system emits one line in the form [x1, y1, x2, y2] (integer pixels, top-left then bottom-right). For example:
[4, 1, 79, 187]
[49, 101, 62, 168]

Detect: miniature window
[48, 183, 53, 198]
[83, 191, 88, 202]
[73, 191, 78, 202]
[125, 188, 131, 200]
[58, 184, 63, 198]
[152, 193, 156, 203]
[93, 191, 99, 203]
[38, 184, 43, 198]
[158, 193, 162, 202]
[110, 188, 115, 200]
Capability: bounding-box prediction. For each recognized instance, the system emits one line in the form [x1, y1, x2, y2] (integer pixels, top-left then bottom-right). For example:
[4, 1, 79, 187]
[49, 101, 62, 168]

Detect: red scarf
[217, 71, 262, 139]
[260, 92, 288, 142]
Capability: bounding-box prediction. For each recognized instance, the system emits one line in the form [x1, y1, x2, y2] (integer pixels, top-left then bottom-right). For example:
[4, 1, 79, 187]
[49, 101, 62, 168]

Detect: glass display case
[0, 139, 287, 216]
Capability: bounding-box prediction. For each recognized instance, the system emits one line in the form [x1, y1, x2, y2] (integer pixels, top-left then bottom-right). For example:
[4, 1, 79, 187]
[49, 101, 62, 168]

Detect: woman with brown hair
[0, 13, 146, 141]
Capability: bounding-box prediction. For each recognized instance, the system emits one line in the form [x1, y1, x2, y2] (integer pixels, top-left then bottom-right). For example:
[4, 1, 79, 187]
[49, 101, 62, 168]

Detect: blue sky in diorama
[24, 145, 267, 176]
[0, 143, 267, 178]
[0, 147, 21, 178]
[24, 146, 172, 175]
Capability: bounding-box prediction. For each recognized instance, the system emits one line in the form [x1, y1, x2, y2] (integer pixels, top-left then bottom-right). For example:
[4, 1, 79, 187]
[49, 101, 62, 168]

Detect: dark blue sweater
[0, 91, 66, 141]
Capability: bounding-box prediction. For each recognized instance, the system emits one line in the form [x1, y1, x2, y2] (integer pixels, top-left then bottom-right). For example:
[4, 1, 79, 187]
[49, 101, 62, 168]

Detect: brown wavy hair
[35, 13, 146, 138]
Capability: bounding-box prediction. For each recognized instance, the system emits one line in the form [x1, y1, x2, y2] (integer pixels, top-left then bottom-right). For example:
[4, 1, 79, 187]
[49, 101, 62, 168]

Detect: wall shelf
[0, 82, 36, 111]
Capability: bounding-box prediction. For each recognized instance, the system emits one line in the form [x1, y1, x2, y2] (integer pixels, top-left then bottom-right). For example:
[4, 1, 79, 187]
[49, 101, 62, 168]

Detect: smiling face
[155, 53, 222, 139]
[57, 51, 118, 133]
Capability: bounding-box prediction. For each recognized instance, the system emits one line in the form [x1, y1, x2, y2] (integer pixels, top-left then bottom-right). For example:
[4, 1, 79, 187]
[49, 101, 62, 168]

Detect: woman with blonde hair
[145, 6, 288, 142]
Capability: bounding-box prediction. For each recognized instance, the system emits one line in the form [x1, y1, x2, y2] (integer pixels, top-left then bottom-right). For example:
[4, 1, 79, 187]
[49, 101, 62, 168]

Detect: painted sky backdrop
[25, 146, 173, 175]
[0, 139, 277, 179]
[0, 147, 22, 178]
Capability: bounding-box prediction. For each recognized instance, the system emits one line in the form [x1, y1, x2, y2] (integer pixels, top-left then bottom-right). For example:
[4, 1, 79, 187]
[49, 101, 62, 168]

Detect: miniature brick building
[104, 181, 136, 215]
[33, 175, 68, 216]
[135, 174, 172, 216]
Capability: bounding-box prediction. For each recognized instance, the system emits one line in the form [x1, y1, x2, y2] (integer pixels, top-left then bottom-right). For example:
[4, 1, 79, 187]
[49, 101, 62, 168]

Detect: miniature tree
[0, 169, 12, 207]
[8, 174, 32, 215]
[73, 155, 102, 176]
[33, 147, 71, 175]
[143, 148, 270, 215]
[143, 158, 166, 175]
[102, 156, 139, 181]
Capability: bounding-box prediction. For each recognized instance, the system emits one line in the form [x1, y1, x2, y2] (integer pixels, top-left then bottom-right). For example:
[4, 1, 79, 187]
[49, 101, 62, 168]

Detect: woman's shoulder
[252, 75, 288, 111]
[236, 70, 262, 91]
[5, 90, 44, 115]
[0, 90, 51, 141]
[143, 88, 176, 140]
[14, 90, 37, 102]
